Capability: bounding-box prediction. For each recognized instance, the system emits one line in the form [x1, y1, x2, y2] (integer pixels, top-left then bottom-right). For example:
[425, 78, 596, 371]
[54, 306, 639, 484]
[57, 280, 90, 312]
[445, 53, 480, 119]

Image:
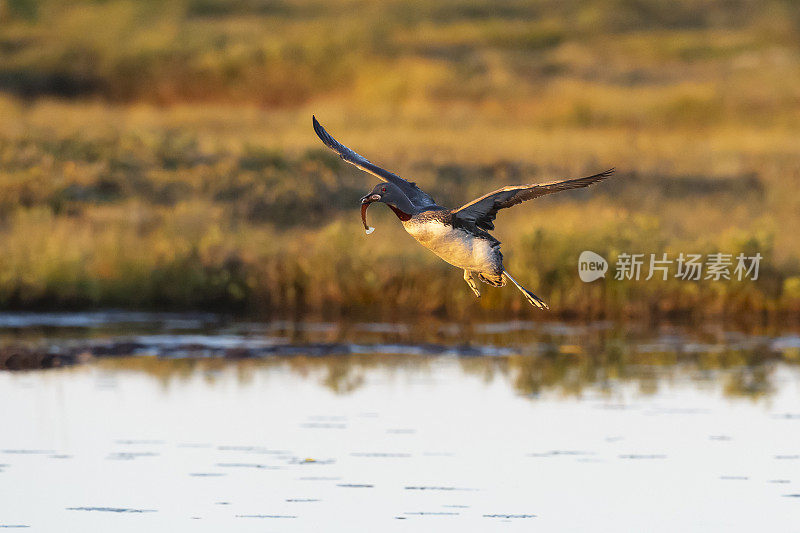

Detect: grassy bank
[0, 97, 797, 319]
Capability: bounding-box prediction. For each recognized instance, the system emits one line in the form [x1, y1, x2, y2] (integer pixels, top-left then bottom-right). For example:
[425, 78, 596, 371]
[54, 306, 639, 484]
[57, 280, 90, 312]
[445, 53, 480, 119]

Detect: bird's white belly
[403, 220, 496, 272]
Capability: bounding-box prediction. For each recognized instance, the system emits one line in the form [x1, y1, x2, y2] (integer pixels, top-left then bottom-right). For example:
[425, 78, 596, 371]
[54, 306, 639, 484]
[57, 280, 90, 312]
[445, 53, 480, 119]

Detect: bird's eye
[381, 187, 386, 193]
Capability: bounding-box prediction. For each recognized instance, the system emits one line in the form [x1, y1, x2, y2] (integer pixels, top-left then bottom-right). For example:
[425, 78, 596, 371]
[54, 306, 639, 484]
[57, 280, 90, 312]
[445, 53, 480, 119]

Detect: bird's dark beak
[360, 194, 380, 235]
[360, 193, 381, 205]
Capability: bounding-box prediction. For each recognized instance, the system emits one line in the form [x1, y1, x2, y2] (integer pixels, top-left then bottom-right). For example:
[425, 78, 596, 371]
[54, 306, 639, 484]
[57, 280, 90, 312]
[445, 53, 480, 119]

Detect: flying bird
[313, 116, 614, 310]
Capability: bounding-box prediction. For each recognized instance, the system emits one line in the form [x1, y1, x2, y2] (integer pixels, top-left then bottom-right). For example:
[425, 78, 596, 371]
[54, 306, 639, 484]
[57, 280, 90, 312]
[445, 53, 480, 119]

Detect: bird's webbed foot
[463, 270, 481, 298]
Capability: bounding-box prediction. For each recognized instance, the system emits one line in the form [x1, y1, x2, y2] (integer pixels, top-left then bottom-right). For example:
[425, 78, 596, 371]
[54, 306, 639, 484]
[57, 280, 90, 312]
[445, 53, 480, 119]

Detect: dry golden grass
[0, 0, 798, 318]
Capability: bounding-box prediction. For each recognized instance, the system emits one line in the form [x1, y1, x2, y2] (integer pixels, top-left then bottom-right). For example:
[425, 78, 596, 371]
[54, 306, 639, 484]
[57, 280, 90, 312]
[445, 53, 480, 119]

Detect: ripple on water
[350, 452, 411, 458]
[404, 486, 479, 491]
[106, 452, 159, 460]
[0, 311, 218, 329]
[483, 514, 537, 519]
[235, 515, 297, 519]
[3, 450, 54, 455]
[285, 457, 333, 465]
[215, 463, 281, 470]
[66, 507, 156, 513]
[527, 450, 596, 457]
[217, 445, 288, 454]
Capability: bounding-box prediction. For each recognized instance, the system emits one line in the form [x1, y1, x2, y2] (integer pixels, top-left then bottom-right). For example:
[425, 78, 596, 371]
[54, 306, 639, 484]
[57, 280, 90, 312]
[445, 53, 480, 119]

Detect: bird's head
[360, 182, 411, 234]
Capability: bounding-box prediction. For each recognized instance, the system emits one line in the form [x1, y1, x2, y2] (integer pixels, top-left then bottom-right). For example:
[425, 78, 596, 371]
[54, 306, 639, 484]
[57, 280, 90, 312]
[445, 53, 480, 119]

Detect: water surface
[0, 313, 799, 531]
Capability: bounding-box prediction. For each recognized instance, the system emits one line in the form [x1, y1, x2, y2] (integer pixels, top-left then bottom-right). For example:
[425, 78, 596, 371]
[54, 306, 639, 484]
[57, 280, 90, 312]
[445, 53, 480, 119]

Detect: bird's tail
[503, 271, 549, 310]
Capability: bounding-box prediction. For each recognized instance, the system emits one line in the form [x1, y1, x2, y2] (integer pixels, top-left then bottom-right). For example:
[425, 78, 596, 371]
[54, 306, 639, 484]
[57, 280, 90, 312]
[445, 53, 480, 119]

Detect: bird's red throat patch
[387, 205, 411, 221]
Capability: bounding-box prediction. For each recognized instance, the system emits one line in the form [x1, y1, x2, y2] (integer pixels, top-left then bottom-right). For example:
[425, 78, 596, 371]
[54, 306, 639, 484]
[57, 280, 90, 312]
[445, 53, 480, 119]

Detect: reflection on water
[0, 312, 796, 399]
[82, 348, 787, 400]
[1, 313, 800, 531]
[1, 311, 792, 399]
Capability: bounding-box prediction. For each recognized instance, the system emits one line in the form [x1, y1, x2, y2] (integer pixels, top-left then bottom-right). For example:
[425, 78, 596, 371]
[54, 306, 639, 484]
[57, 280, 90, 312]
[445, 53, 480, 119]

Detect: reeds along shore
[0, 0, 799, 319]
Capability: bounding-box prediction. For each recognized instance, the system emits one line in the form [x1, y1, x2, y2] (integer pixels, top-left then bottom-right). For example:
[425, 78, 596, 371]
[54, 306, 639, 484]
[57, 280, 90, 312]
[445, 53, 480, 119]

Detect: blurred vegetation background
[0, 0, 799, 319]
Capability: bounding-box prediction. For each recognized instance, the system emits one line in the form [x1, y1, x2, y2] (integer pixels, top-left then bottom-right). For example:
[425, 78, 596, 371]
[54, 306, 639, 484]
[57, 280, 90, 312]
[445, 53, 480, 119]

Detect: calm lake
[1, 312, 799, 531]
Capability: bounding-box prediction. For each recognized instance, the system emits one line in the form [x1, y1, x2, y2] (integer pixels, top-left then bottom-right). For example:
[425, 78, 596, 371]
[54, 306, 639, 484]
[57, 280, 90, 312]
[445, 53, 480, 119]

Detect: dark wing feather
[453, 168, 615, 232]
[312, 116, 437, 208]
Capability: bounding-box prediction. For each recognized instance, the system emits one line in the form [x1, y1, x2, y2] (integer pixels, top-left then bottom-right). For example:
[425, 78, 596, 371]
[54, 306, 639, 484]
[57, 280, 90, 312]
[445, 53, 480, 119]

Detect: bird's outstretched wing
[312, 116, 437, 208]
[453, 168, 615, 232]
